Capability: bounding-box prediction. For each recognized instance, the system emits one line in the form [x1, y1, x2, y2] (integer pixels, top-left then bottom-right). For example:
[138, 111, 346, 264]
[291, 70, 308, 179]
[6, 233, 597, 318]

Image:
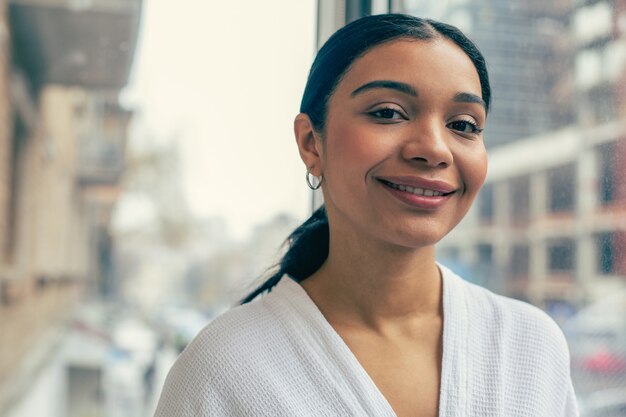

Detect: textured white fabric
[154, 264, 579, 416]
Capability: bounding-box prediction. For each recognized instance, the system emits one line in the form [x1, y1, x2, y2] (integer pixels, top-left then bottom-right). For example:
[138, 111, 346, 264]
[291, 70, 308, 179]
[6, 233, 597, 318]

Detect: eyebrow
[350, 80, 417, 97]
[453, 92, 487, 110]
[350, 80, 487, 111]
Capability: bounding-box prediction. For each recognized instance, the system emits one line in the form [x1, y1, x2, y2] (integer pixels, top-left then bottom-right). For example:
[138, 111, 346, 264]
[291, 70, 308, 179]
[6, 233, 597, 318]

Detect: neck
[300, 223, 443, 332]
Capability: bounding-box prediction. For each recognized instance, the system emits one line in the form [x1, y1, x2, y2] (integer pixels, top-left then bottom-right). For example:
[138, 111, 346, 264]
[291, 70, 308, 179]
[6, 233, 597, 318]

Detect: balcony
[9, 0, 142, 89]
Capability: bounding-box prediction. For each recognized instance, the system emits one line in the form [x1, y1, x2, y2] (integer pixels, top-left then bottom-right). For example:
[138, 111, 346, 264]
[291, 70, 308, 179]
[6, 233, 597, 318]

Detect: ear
[294, 113, 323, 176]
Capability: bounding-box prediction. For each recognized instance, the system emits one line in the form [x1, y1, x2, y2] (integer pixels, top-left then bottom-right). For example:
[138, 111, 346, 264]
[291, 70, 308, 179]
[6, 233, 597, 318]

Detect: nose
[401, 116, 453, 168]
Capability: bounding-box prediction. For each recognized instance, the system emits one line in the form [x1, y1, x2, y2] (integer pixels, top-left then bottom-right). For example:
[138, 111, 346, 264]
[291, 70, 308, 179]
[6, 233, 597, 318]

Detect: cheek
[324, 124, 392, 179]
[462, 147, 488, 195]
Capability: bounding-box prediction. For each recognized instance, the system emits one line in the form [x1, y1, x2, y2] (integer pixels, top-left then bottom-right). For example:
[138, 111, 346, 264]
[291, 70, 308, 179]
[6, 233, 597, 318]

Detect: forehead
[334, 38, 482, 99]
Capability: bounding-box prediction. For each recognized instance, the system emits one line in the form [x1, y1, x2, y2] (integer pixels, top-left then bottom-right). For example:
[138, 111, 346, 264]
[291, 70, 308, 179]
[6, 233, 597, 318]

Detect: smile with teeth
[382, 180, 448, 197]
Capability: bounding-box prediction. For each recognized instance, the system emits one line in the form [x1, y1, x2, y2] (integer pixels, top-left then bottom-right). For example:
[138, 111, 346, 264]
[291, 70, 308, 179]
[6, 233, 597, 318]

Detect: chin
[379, 224, 451, 250]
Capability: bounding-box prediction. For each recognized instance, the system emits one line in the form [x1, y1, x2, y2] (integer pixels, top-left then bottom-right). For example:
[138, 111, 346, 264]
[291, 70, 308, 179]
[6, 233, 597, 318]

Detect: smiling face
[295, 37, 488, 250]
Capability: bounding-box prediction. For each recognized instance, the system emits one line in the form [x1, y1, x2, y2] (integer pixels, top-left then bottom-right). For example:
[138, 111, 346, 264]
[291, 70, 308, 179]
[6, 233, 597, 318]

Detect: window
[511, 244, 530, 278]
[510, 176, 530, 225]
[596, 232, 614, 274]
[478, 244, 493, 265]
[548, 239, 576, 271]
[478, 184, 494, 223]
[598, 142, 615, 205]
[586, 84, 615, 123]
[547, 163, 576, 213]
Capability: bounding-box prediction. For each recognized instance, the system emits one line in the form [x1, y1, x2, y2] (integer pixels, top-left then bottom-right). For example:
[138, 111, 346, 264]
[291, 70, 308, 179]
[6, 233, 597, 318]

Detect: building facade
[0, 0, 141, 413]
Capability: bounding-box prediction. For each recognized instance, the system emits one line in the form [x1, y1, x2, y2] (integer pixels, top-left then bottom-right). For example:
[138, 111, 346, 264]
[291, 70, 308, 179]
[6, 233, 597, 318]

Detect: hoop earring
[306, 167, 323, 190]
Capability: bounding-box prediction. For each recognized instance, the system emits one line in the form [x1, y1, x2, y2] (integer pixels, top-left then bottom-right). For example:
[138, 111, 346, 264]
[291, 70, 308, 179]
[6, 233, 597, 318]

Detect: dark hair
[241, 14, 491, 304]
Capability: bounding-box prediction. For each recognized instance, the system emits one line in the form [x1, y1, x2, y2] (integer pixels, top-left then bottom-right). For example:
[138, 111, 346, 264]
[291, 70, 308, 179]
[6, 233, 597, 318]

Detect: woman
[155, 14, 578, 417]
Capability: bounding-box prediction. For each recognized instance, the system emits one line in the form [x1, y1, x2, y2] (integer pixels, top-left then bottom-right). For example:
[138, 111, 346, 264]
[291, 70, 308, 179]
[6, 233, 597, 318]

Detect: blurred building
[0, 0, 141, 413]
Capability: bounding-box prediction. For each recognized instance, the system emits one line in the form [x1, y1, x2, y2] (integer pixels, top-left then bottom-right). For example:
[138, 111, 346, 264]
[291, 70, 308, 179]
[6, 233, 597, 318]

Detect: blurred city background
[0, 0, 625, 416]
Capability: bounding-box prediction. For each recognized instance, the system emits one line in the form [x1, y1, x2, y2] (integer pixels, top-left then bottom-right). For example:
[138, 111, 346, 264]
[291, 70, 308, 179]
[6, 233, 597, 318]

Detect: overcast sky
[121, 0, 317, 238]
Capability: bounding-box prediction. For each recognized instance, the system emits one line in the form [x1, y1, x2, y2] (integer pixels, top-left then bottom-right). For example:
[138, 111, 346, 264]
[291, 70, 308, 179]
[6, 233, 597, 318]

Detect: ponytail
[240, 206, 329, 304]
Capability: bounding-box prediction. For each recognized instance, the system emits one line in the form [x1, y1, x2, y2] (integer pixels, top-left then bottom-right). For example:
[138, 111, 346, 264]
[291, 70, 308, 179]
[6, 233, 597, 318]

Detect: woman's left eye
[447, 119, 483, 134]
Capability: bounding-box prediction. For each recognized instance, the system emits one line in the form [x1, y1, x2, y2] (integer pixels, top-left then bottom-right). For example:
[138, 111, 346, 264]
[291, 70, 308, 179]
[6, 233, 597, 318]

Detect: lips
[376, 176, 457, 195]
[376, 176, 457, 210]
[381, 180, 447, 196]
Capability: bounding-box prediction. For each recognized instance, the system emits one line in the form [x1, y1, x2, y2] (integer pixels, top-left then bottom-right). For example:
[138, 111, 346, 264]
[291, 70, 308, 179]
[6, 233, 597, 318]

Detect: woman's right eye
[368, 107, 405, 120]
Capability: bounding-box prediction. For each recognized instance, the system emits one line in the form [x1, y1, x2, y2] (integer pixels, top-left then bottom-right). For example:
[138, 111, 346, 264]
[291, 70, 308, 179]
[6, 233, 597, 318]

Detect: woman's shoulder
[177, 296, 278, 368]
[154, 296, 283, 416]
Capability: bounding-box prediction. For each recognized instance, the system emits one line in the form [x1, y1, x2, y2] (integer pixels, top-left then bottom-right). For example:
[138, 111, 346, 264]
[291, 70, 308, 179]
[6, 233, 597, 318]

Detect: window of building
[548, 239, 576, 271]
[596, 232, 614, 274]
[547, 163, 576, 213]
[477, 244, 493, 265]
[598, 142, 615, 205]
[478, 184, 494, 223]
[511, 244, 530, 278]
[510, 176, 530, 225]
[587, 84, 615, 124]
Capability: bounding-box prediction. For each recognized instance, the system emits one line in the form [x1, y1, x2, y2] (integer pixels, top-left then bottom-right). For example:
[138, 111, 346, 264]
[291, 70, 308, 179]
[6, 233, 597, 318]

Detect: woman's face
[298, 38, 488, 249]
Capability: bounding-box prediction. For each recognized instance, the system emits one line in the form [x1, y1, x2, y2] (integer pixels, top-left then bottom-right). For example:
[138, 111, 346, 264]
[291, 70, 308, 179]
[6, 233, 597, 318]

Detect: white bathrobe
[154, 264, 579, 416]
